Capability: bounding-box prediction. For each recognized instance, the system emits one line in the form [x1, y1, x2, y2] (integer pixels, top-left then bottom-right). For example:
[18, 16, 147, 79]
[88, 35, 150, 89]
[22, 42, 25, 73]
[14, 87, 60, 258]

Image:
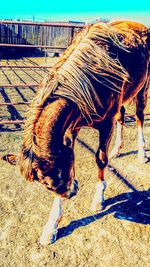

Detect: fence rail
[0, 65, 51, 68]
[0, 20, 84, 48]
[0, 101, 31, 105]
[0, 84, 39, 88]
[0, 20, 85, 27]
[0, 43, 67, 49]
[0, 120, 24, 125]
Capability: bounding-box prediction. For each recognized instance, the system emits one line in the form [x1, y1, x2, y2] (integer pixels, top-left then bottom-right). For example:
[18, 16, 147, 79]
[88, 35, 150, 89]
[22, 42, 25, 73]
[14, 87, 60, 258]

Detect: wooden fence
[0, 20, 85, 126]
[0, 20, 85, 48]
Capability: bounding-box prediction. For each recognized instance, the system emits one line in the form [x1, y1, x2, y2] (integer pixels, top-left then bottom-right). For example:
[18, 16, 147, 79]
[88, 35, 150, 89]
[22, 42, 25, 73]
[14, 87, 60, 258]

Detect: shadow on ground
[0, 47, 46, 59]
[57, 189, 150, 242]
[56, 138, 150, 242]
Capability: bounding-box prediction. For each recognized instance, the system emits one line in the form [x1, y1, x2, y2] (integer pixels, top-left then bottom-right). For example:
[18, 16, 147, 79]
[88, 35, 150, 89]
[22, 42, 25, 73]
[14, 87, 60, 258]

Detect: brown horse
[1, 21, 150, 245]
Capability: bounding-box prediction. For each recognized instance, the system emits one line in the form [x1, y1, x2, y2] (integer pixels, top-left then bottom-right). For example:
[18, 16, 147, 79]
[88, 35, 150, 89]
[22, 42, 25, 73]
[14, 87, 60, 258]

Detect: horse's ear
[0, 154, 19, 165]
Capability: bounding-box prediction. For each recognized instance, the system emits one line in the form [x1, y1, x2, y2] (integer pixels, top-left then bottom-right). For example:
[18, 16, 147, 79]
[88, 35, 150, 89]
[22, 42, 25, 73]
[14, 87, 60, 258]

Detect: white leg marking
[137, 125, 148, 163]
[91, 181, 106, 212]
[40, 197, 62, 246]
[110, 122, 124, 158]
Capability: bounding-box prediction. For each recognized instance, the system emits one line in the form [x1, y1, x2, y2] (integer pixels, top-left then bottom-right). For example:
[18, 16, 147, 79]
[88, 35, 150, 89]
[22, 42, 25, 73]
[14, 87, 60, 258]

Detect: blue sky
[1, 0, 150, 25]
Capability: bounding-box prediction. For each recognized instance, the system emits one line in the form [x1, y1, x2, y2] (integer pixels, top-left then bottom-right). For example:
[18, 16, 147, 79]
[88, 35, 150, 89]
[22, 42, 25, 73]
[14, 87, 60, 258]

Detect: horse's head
[18, 97, 79, 199]
[23, 144, 78, 199]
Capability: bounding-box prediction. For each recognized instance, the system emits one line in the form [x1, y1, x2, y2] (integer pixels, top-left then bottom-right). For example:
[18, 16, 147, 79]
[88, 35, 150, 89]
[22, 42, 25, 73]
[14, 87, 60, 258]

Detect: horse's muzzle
[67, 179, 78, 199]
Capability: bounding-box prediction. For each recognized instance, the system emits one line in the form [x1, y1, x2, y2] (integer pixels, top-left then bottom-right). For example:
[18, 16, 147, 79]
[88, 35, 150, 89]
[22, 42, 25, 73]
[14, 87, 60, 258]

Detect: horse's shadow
[57, 189, 150, 241]
[116, 149, 150, 160]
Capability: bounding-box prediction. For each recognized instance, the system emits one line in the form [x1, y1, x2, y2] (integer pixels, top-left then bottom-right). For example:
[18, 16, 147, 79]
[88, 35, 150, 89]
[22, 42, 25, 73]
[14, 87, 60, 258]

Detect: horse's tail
[0, 154, 19, 165]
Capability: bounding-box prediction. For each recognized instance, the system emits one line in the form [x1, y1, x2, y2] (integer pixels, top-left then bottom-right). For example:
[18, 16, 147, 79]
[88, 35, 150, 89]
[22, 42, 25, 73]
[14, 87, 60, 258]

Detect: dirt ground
[0, 58, 150, 267]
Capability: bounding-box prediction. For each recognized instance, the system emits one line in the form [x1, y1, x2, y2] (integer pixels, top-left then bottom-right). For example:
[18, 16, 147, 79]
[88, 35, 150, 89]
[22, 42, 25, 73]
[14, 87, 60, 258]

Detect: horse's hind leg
[109, 106, 125, 158]
[91, 119, 115, 212]
[135, 81, 149, 163]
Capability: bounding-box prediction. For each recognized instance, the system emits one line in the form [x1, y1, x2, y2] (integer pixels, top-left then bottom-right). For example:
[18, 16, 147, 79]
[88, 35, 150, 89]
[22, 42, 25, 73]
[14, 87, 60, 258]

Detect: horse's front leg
[40, 197, 62, 245]
[91, 119, 115, 212]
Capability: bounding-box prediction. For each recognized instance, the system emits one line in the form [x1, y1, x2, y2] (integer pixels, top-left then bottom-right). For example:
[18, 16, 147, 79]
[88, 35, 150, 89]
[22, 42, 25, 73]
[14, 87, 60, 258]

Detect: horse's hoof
[39, 232, 57, 246]
[138, 155, 149, 164]
[109, 149, 120, 159]
[39, 236, 50, 246]
[90, 201, 105, 213]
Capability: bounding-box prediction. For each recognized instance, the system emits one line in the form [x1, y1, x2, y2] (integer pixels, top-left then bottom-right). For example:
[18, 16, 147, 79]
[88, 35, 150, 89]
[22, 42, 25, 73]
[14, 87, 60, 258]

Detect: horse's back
[110, 21, 149, 47]
[110, 21, 148, 30]
[109, 21, 150, 103]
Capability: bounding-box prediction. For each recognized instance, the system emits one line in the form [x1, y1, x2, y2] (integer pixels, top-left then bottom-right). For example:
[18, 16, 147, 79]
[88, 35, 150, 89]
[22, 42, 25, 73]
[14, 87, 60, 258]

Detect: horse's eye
[39, 160, 50, 173]
[64, 137, 72, 147]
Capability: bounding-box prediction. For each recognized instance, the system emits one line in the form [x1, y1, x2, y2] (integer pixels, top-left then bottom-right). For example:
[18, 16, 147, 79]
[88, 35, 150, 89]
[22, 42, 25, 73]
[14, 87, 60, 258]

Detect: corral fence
[0, 20, 85, 126]
[0, 20, 85, 50]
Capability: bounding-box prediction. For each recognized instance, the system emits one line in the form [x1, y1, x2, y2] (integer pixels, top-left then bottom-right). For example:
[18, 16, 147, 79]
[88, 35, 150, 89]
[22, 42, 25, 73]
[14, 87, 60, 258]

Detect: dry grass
[0, 58, 150, 267]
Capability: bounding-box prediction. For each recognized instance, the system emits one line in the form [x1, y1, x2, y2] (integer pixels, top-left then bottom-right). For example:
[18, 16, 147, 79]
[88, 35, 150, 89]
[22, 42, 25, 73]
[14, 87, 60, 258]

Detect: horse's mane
[40, 23, 129, 114]
[20, 22, 130, 179]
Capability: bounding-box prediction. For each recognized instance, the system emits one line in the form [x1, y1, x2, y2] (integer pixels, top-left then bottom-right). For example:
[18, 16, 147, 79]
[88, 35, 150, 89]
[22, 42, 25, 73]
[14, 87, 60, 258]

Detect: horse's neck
[34, 98, 74, 157]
